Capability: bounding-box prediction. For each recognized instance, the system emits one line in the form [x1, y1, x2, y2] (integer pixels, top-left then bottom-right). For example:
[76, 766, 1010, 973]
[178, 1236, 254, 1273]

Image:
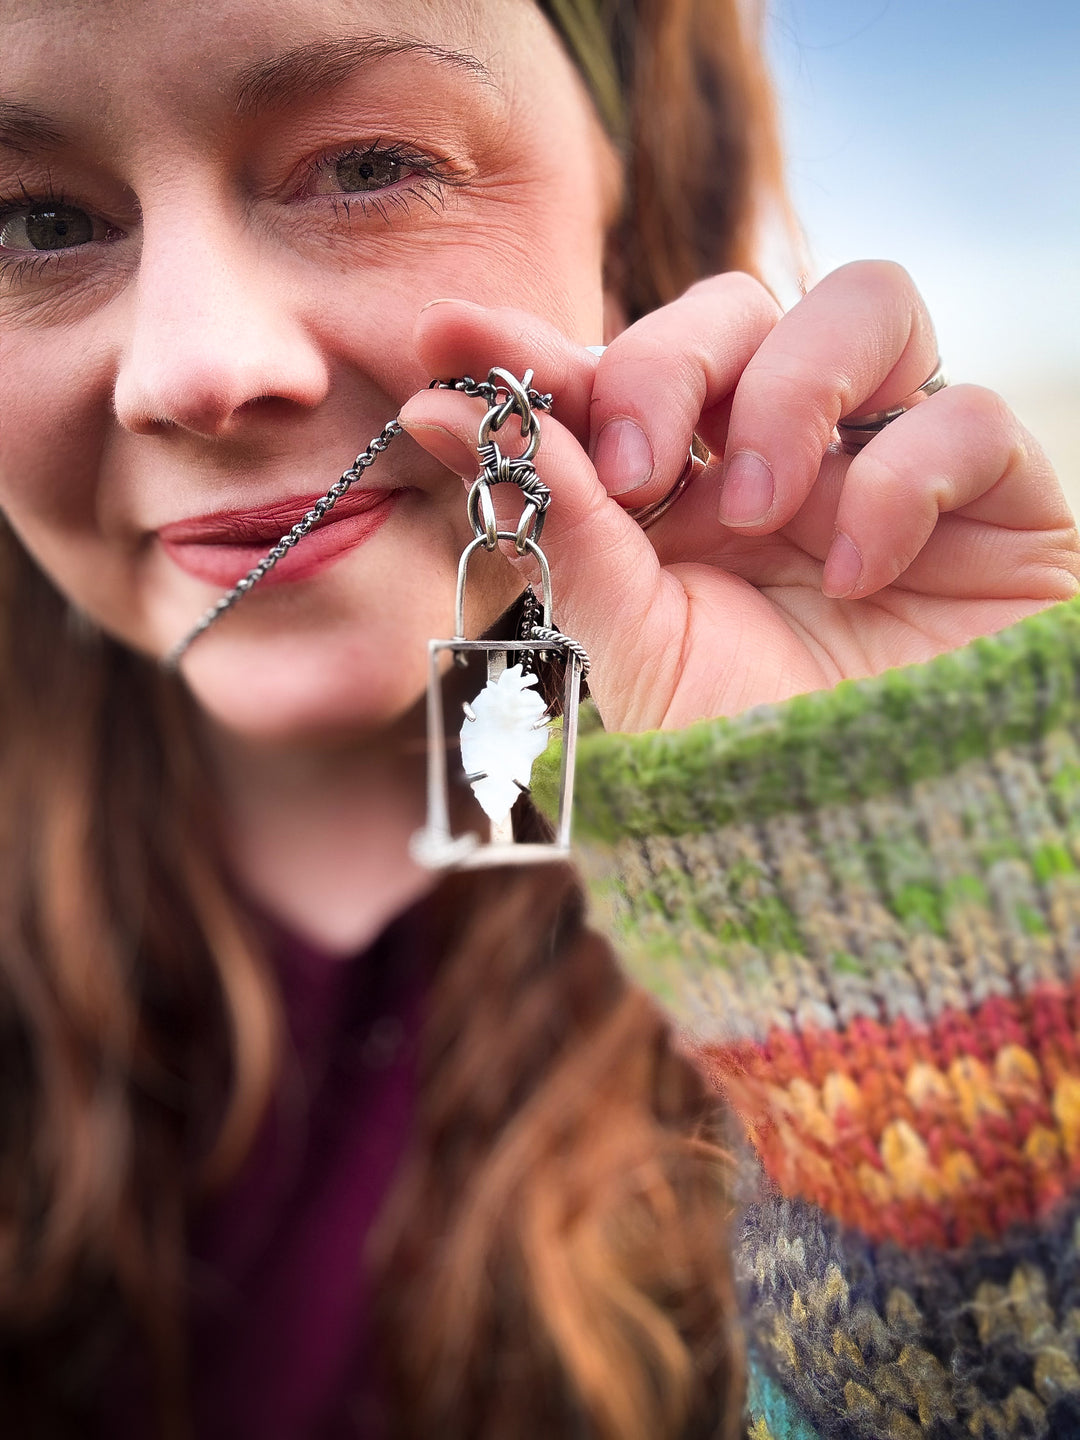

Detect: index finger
[412, 299, 600, 443]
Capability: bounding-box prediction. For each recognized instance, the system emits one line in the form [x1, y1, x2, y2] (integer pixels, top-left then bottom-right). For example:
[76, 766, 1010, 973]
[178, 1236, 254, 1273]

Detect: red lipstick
[158, 486, 403, 587]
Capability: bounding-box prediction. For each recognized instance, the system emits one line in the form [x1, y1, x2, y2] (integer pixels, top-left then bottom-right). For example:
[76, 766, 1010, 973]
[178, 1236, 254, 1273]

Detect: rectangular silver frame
[415, 637, 582, 869]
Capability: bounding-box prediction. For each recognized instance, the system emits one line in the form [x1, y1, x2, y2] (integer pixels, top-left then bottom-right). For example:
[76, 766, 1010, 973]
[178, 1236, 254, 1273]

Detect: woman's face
[0, 0, 616, 740]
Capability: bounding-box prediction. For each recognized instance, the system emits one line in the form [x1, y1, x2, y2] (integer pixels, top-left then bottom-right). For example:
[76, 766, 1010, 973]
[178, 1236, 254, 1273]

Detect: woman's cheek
[447, 188, 609, 336]
[317, 186, 607, 345]
[0, 323, 114, 528]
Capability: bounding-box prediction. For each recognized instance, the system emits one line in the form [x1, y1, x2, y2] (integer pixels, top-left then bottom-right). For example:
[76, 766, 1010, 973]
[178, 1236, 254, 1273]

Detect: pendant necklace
[164, 369, 588, 868]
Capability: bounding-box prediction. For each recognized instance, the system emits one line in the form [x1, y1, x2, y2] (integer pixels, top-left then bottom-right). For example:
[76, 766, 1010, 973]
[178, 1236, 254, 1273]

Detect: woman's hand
[399, 263, 1080, 733]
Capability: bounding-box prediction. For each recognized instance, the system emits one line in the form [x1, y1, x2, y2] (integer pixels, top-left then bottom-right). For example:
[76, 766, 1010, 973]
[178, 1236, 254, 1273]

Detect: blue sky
[766, 0, 1079, 394]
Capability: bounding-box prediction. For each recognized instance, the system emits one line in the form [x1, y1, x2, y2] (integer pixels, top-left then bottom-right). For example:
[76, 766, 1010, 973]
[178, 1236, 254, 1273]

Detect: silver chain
[163, 371, 589, 679]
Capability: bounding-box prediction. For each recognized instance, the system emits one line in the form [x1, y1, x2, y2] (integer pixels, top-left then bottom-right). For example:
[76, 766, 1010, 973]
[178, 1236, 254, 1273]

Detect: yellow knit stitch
[1053, 1074, 1080, 1158]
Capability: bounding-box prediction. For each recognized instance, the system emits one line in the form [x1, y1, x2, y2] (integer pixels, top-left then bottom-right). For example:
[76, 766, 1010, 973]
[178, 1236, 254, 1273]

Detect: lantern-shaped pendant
[410, 371, 586, 869]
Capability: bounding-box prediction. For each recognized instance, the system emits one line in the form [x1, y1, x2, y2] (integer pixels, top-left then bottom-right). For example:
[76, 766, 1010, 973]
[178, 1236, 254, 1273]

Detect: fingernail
[823, 532, 863, 598]
[718, 452, 774, 526]
[591, 418, 654, 496]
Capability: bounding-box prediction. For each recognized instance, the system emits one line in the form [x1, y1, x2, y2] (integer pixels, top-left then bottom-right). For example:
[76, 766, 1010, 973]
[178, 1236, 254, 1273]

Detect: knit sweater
[536, 595, 1080, 1439]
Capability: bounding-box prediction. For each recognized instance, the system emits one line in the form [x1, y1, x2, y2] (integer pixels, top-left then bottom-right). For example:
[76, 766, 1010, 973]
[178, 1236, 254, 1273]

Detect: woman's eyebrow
[233, 35, 498, 118]
[0, 100, 66, 154]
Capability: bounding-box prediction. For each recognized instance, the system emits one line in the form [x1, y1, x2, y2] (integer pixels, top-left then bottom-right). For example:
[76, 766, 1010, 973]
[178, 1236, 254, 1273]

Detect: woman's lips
[157, 487, 403, 587]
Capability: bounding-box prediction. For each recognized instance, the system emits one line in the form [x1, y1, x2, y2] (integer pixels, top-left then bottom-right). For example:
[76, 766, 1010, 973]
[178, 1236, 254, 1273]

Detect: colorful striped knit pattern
[535, 596, 1080, 1438]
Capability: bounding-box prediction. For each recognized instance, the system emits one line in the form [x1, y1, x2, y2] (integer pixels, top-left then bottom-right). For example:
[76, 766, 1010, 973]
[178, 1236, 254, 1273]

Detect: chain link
[429, 373, 553, 417]
[518, 587, 543, 674]
[163, 371, 588, 680]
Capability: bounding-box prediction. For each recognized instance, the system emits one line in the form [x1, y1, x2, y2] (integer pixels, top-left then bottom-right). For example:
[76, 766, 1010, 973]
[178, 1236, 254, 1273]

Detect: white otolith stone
[459, 664, 550, 828]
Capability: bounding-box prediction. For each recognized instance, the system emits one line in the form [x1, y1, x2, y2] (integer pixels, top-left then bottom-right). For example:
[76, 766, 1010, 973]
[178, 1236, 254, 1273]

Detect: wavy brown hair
[0, 0, 787, 1435]
[603, 0, 790, 318]
[372, 865, 744, 1440]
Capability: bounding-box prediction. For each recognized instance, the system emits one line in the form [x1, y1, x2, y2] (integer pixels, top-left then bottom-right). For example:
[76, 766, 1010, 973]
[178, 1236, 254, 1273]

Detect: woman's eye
[307, 145, 426, 198]
[334, 152, 407, 193]
[0, 202, 102, 251]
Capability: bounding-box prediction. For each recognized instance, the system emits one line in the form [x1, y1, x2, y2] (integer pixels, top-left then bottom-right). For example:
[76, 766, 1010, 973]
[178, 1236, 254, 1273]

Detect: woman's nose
[113, 211, 329, 438]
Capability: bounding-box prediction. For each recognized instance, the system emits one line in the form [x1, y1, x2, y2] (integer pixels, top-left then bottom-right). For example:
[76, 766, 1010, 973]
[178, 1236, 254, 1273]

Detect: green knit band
[534, 598, 1080, 844]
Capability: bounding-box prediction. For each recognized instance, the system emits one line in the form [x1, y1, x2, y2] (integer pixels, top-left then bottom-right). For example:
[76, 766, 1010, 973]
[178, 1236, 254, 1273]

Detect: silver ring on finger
[836, 362, 949, 455]
[627, 441, 708, 530]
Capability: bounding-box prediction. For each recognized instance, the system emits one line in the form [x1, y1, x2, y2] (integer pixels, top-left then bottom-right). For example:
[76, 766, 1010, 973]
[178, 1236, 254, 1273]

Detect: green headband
[539, 0, 626, 140]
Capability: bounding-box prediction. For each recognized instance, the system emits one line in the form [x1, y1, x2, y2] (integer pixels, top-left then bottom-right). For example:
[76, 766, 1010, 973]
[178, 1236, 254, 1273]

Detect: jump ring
[515, 501, 540, 554]
[836, 362, 949, 454]
[466, 478, 500, 548]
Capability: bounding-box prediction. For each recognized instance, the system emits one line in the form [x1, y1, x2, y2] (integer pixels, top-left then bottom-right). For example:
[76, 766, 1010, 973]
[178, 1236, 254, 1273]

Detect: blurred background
[766, 0, 1079, 511]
